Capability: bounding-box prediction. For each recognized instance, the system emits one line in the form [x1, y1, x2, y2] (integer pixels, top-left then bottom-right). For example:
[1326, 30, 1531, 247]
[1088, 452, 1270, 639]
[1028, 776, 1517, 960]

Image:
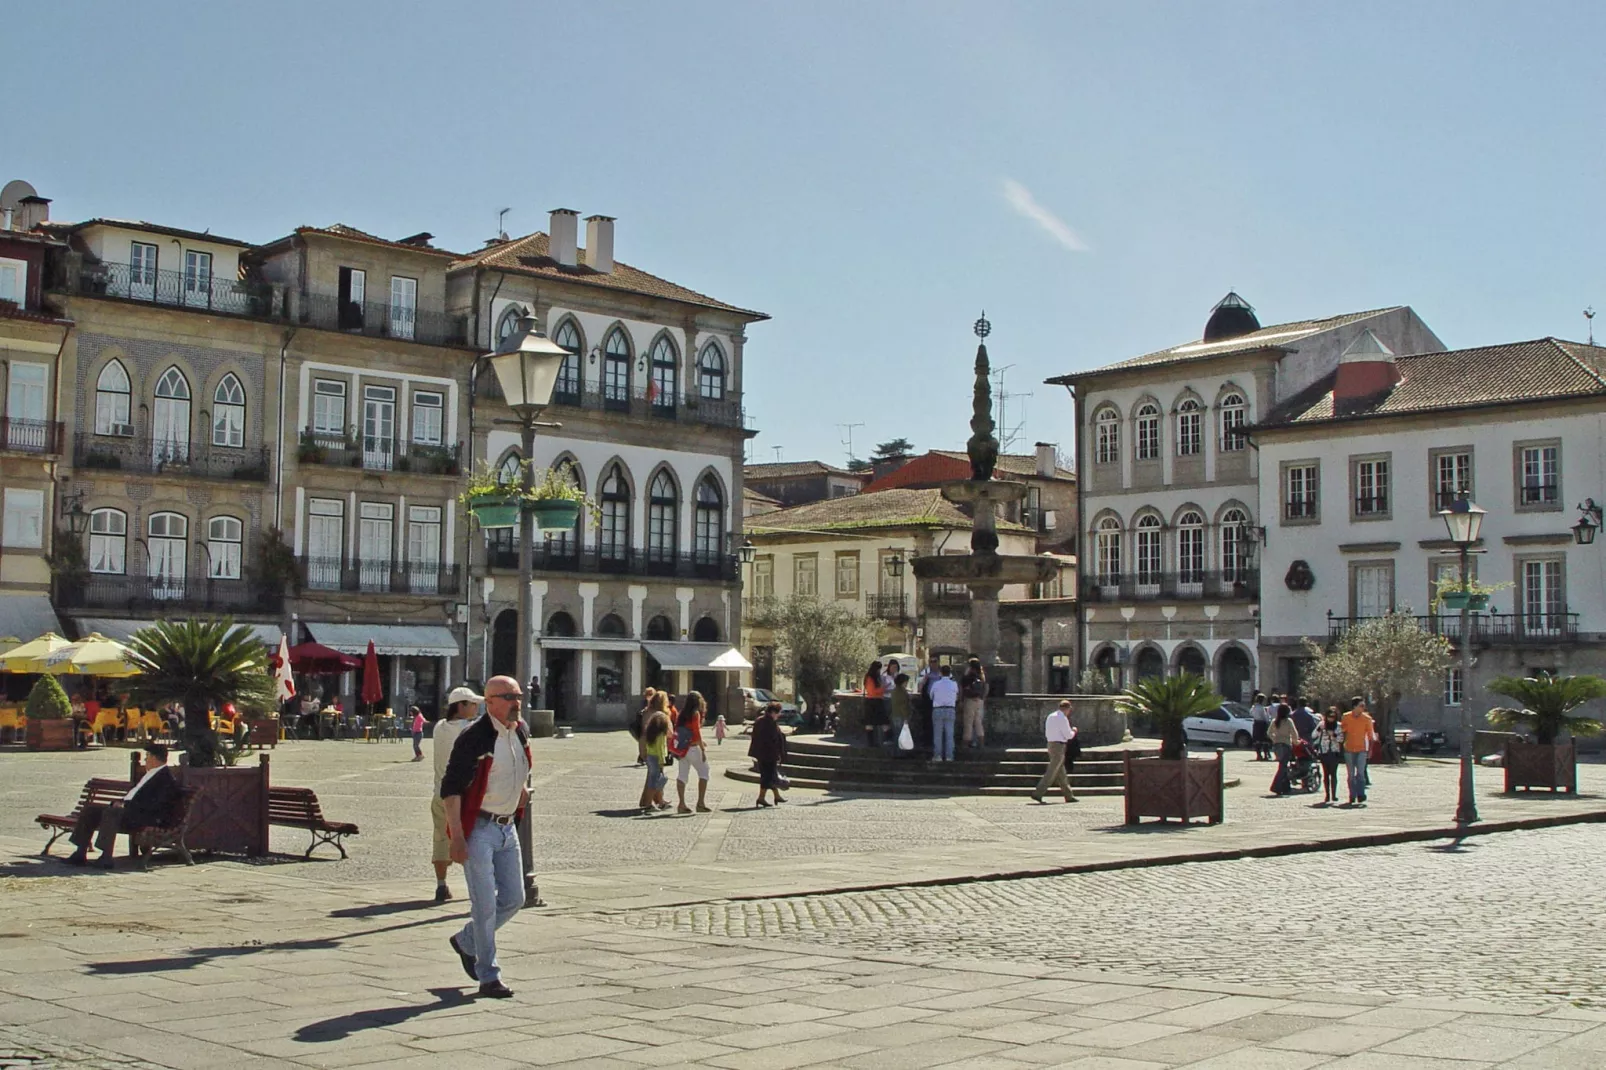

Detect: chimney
[1333, 329, 1400, 412]
[0, 208, 11, 231]
[18, 195, 50, 231]
[548, 209, 579, 267]
[1035, 442, 1057, 479]
[584, 215, 615, 274]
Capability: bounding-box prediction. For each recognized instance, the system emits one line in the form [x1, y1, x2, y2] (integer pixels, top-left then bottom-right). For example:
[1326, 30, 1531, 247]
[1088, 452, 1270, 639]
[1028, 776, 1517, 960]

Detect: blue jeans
[455, 817, 523, 984]
[1345, 751, 1369, 802]
[932, 706, 956, 760]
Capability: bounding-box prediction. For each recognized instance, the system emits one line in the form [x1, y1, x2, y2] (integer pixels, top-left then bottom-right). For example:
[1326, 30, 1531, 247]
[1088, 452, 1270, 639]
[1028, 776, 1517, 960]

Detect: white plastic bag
[898, 723, 914, 751]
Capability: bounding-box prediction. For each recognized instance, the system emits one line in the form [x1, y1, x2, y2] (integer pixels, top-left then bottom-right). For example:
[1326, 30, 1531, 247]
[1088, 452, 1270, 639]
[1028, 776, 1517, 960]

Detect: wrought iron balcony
[57, 574, 283, 615]
[1, 418, 64, 455]
[298, 556, 461, 596]
[295, 431, 461, 475]
[74, 433, 271, 481]
[297, 292, 469, 347]
[485, 375, 747, 430]
[73, 262, 274, 318]
[1328, 612, 1582, 645]
[1081, 570, 1261, 603]
[866, 593, 909, 621]
[482, 543, 739, 582]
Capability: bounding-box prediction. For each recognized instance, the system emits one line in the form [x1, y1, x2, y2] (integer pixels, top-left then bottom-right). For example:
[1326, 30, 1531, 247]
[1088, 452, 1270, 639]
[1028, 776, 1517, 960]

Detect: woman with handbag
[749, 701, 788, 807]
[673, 692, 712, 814]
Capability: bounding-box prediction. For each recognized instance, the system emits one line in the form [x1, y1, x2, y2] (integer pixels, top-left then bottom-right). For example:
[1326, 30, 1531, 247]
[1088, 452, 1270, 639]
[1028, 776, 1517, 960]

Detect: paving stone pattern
[614, 824, 1606, 1008]
[0, 1025, 163, 1068]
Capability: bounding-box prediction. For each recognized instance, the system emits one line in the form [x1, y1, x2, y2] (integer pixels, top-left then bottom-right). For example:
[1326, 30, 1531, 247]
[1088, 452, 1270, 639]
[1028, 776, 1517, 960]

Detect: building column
[578, 582, 600, 635]
[580, 650, 594, 697]
[526, 578, 548, 683]
[627, 584, 647, 636]
[676, 587, 694, 639]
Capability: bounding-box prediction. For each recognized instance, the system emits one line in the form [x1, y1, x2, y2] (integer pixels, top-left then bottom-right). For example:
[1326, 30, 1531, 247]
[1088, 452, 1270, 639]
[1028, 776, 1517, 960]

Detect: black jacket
[439, 715, 531, 828]
[124, 767, 182, 829]
[748, 715, 787, 763]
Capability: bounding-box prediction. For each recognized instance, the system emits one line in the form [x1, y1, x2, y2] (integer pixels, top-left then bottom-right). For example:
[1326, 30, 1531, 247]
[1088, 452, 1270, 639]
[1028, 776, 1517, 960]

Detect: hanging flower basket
[1440, 591, 1490, 611]
[528, 498, 582, 531]
[467, 494, 520, 529]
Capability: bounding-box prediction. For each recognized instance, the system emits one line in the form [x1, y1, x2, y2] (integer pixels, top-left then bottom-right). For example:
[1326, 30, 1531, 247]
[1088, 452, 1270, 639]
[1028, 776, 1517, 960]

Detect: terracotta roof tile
[59, 218, 254, 248]
[452, 231, 767, 319]
[745, 488, 1027, 534]
[745, 460, 865, 479]
[295, 224, 458, 257]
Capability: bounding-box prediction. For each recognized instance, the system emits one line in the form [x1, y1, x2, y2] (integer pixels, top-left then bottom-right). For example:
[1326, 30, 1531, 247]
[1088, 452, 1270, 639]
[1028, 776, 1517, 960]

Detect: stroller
[1287, 738, 1322, 794]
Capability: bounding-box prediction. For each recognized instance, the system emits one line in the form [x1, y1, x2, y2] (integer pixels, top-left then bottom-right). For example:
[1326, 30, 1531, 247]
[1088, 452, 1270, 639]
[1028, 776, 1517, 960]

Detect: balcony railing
[75, 262, 274, 318]
[485, 375, 747, 431]
[1328, 612, 1582, 645]
[483, 544, 739, 582]
[297, 292, 468, 347]
[1, 418, 64, 454]
[74, 433, 270, 481]
[299, 556, 460, 595]
[1284, 499, 1317, 520]
[1520, 482, 1559, 507]
[1354, 496, 1389, 516]
[56, 574, 283, 615]
[866, 593, 909, 621]
[1081, 570, 1261, 603]
[295, 431, 461, 475]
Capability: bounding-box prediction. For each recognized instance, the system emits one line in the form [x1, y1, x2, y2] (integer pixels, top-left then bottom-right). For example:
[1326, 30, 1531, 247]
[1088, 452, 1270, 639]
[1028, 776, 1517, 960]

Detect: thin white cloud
[1001, 178, 1090, 252]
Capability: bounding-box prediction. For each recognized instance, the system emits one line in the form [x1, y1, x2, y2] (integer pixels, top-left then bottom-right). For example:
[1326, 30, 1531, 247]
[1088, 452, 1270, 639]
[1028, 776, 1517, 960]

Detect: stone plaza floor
[2, 732, 1605, 1068]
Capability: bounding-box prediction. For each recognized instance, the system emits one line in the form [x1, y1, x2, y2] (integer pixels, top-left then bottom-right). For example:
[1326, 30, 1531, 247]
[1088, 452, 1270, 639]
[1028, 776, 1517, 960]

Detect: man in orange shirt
[1339, 696, 1376, 806]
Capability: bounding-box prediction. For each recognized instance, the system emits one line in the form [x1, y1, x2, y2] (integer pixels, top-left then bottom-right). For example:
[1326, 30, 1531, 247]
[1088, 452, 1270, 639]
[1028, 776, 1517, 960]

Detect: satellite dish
[0, 180, 38, 213]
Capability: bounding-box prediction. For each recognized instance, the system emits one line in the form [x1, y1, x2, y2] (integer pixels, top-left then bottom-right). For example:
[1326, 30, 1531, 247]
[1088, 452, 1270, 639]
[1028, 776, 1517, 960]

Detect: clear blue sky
[12, 2, 1605, 467]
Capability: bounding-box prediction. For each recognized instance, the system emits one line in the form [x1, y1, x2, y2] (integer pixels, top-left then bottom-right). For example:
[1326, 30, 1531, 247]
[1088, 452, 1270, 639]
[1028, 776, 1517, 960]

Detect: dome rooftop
[1203, 291, 1261, 342]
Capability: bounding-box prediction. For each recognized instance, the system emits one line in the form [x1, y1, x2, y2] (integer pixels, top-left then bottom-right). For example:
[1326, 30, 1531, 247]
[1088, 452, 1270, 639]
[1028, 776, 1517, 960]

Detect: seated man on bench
[65, 744, 181, 869]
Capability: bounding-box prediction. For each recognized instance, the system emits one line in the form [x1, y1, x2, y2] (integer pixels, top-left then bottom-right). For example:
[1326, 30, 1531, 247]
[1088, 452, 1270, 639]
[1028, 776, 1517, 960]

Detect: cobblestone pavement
[613, 824, 1606, 1008]
[0, 1025, 164, 1068]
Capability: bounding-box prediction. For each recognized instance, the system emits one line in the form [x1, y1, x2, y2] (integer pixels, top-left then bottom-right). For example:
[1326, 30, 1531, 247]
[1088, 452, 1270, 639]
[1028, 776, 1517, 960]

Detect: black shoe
[64, 852, 87, 867]
[478, 981, 514, 999]
[448, 934, 477, 981]
[434, 885, 452, 904]
[756, 799, 771, 808]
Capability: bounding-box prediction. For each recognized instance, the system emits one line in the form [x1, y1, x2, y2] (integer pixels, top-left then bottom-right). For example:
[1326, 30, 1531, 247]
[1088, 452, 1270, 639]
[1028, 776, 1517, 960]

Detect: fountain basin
[912, 552, 1060, 586]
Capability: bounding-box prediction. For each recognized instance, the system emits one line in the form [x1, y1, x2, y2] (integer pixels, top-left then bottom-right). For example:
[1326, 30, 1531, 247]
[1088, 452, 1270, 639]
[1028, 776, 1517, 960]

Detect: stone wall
[833, 693, 1123, 748]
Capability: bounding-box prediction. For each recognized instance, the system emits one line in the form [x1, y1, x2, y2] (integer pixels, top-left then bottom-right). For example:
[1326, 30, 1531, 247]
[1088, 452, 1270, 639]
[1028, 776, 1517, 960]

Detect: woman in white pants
[674, 691, 713, 814]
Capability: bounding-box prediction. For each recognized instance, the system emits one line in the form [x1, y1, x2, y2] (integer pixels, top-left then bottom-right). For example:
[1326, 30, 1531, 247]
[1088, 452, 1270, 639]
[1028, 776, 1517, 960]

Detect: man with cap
[441, 675, 531, 998]
[65, 744, 181, 869]
[429, 685, 483, 903]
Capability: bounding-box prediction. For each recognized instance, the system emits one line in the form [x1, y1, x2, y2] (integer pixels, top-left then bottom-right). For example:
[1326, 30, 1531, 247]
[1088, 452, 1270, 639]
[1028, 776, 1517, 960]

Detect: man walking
[927, 664, 960, 762]
[65, 744, 181, 868]
[1340, 696, 1376, 806]
[1032, 699, 1080, 803]
[441, 675, 531, 998]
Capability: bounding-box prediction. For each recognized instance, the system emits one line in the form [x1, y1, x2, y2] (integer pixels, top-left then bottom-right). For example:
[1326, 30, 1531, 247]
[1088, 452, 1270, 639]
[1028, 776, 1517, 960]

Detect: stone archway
[1217, 646, 1253, 703]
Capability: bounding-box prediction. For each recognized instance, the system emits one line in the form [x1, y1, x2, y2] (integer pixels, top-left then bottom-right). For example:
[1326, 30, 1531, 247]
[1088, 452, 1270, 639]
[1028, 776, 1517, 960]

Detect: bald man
[440, 675, 531, 998]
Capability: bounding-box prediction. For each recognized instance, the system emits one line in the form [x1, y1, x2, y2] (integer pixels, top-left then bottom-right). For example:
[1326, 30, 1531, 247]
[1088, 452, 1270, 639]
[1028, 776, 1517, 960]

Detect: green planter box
[528, 499, 581, 531]
[468, 495, 520, 529]
[1440, 591, 1490, 611]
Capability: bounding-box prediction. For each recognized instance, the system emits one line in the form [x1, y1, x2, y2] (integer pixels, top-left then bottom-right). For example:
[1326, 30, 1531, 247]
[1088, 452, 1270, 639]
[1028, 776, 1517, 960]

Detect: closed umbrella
[360, 640, 383, 716]
[2, 632, 73, 674]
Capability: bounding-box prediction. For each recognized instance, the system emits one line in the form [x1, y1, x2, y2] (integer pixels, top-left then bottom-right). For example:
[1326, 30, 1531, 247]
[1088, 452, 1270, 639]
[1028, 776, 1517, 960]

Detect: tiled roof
[1048, 307, 1403, 381]
[451, 232, 767, 320]
[743, 486, 783, 506]
[1260, 338, 1606, 428]
[746, 488, 1027, 534]
[931, 450, 1075, 481]
[745, 460, 865, 480]
[862, 452, 1074, 494]
[293, 224, 458, 257]
[55, 218, 254, 248]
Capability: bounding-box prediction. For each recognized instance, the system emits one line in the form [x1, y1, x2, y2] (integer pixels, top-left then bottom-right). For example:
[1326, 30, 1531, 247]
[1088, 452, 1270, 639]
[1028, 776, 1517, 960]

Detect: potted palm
[23, 674, 75, 751]
[1115, 672, 1227, 825]
[1488, 673, 1605, 794]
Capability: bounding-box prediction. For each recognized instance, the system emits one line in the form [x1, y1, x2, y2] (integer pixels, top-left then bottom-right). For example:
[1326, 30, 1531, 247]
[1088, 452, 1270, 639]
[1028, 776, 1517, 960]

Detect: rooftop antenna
[1586, 306, 1596, 346]
[497, 207, 511, 241]
[991, 363, 1032, 453]
[772, 445, 784, 462]
[837, 422, 865, 466]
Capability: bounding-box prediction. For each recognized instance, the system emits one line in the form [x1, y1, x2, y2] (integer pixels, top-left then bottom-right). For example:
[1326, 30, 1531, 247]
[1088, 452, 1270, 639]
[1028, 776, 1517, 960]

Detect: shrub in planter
[1488, 673, 1605, 793]
[24, 674, 75, 751]
[458, 460, 597, 531]
[1116, 672, 1227, 824]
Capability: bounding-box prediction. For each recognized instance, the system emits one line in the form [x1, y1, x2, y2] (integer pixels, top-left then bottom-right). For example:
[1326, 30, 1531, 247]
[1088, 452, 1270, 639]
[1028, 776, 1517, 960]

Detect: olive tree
[1300, 612, 1451, 762]
[748, 595, 878, 726]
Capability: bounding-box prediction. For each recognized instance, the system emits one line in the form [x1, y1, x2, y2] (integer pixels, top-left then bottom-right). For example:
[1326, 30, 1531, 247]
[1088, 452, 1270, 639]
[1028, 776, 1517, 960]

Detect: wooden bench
[37, 778, 199, 869]
[268, 786, 359, 859]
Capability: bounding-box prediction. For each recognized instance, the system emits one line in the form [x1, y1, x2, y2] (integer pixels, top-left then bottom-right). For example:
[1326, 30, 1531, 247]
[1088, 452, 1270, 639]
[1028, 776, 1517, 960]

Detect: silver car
[1183, 701, 1256, 747]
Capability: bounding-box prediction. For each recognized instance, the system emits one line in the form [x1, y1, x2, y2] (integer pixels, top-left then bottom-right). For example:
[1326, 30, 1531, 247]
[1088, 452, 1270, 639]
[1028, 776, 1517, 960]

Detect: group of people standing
[863, 655, 990, 761]
[1251, 692, 1378, 806]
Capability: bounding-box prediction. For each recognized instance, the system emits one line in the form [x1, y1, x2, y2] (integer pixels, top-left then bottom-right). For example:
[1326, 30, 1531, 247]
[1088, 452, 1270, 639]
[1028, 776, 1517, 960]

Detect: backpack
[667, 724, 692, 758]
[963, 674, 987, 699]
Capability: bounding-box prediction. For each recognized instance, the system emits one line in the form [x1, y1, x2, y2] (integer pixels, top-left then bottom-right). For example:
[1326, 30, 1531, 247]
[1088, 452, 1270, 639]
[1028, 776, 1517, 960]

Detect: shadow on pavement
[1092, 822, 1207, 835]
[329, 899, 440, 919]
[294, 986, 471, 1042]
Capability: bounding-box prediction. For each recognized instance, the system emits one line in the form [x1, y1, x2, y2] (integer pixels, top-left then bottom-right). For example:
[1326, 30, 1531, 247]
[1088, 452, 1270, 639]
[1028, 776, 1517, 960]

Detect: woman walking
[429, 686, 482, 903]
[749, 701, 788, 807]
[631, 688, 656, 766]
[1313, 706, 1345, 805]
[674, 692, 713, 814]
[1268, 703, 1297, 796]
[1249, 692, 1271, 760]
[410, 705, 426, 761]
[639, 702, 672, 814]
[960, 658, 988, 749]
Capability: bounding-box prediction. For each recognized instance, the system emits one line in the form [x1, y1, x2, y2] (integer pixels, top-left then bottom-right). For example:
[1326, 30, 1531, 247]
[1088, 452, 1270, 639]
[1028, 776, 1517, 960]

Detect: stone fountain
[912, 317, 1060, 694]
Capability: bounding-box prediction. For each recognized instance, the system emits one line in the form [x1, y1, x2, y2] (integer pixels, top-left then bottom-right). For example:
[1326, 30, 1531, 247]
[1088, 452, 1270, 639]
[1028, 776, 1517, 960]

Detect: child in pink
[714, 714, 727, 745]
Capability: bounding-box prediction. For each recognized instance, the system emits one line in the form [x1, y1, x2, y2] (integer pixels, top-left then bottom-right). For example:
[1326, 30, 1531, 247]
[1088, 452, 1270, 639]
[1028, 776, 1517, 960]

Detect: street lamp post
[485, 315, 570, 907]
[1439, 492, 1487, 829]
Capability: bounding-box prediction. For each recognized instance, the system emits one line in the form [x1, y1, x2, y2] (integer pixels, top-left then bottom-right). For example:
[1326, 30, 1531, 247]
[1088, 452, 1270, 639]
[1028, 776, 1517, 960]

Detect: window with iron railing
[1518, 444, 1560, 507]
[1352, 457, 1389, 518]
[1284, 463, 1319, 521]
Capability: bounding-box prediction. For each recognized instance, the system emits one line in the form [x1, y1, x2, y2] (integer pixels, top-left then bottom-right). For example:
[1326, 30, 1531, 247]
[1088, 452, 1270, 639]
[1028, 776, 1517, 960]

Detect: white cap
[446, 686, 484, 707]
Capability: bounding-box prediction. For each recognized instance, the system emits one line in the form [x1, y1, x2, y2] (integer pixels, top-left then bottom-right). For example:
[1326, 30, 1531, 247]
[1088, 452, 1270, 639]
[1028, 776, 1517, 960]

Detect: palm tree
[1116, 672, 1223, 760]
[124, 619, 276, 767]
[1487, 674, 1606, 745]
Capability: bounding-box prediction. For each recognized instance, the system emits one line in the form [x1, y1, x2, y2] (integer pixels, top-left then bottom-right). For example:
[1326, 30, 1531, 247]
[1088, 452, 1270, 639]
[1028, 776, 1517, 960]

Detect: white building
[1254, 334, 1606, 736]
[1049, 294, 1443, 700]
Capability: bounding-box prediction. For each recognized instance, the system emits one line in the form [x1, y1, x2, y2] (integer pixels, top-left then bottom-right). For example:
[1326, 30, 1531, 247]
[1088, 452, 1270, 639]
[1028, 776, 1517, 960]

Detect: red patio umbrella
[286, 641, 360, 675]
[360, 640, 383, 716]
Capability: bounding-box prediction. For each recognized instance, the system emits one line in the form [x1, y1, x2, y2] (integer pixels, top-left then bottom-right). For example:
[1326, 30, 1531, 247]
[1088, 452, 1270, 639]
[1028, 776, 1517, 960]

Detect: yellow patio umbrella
[1, 632, 73, 674]
[44, 634, 141, 678]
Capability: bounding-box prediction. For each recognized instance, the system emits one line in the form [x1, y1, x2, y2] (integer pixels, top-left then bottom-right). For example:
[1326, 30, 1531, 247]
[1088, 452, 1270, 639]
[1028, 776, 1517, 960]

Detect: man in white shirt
[429, 686, 482, 903]
[926, 665, 961, 762]
[1033, 700, 1079, 803]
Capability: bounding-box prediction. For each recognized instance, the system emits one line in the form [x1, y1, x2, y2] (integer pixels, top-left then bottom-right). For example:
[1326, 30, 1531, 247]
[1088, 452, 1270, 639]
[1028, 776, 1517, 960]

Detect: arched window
[645, 614, 675, 641]
[147, 512, 188, 599]
[552, 319, 582, 403]
[1095, 516, 1122, 585]
[1177, 510, 1204, 584]
[208, 516, 242, 579]
[548, 460, 584, 558]
[1134, 402, 1160, 462]
[648, 336, 677, 414]
[694, 477, 723, 562]
[495, 304, 525, 344]
[94, 361, 131, 436]
[1220, 392, 1248, 452]
[596, 613, 628, 638]
[1094, 407, 1120, 465]
[1177, 645, 1208, 678]
[545, 611, 577, 637]
[496, 451, 522, 486]
[1135, 646, 1165, 682]
[88, 508, 126, 574]
[212, 374, 245, 448]
[602, 328, 631, 410]
[692, 616, 720, 642]
[1220, 507, 1248, 581]
[152, 367, 191, 464]
[1175, 398, 1201, 457]
[599, 463, 631, 563]
[1135, 514, 1162, 585]
[647, 469, 678, 564]
[697, 342, 726, 400]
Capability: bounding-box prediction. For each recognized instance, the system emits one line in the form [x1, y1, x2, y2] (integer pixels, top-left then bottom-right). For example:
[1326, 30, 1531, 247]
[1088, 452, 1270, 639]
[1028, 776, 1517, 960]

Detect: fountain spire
[966, 312, 998, 482]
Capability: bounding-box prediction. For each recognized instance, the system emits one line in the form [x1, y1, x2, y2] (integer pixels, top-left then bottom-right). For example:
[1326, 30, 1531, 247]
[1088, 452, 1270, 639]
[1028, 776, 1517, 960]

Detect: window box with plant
[458, 460, 595, 531]
[296, 431, 327, 465]
[1432, 574, 1511, 613]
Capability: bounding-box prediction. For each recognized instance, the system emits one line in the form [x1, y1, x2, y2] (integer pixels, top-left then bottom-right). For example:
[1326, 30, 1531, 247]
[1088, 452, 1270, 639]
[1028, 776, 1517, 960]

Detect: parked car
[1183, 701, 1255, 747]
[1395, 720, 1447, 755]
[737, 687, 799, 722]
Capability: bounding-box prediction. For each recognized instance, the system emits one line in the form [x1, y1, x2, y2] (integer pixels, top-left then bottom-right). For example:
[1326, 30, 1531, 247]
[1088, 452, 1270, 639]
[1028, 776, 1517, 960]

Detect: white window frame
[389, 276, 418, 340]
[1433, 448, 1474, 512]
[1353, 456, 1390, 519]
[794, 555, 817, 597]
[1134, 515, 1162, 586]
[1219, 393, 1248, 452]
[1177, 511, 1204, 583]
[182, 250, 213, 305]
[1, 488, 44, 549]
[207, 516, 242, 580]
[1518, 443, 1560, 509]
[1175, 399, 1202, 457]
[95, 361, 132, 436]
[1095, 518, 1121, 585]
[835, 552, 860, 598]
[89, 508, 127, 574]
[129, 242, 158, 289]
[1444, 667, 1463, 707]
[1284, 462, 1319, 522]
[753, 555, 774, 598]
[1135, 404, 1161, 462]
[410, 390, 443, 445]
[0, 256, 26, 305]
[212, 374, 245, 448]
[1094, 408, 1119, 465]
[312, 379, 347, 435]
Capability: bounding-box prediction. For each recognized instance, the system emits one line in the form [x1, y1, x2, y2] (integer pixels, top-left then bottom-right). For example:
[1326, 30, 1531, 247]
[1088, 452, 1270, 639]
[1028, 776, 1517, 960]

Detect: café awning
[74, 618, 282, 648]
[307, 623, 459, 657]
[641, 642, 752, 671]
[0, 594, 62, 649]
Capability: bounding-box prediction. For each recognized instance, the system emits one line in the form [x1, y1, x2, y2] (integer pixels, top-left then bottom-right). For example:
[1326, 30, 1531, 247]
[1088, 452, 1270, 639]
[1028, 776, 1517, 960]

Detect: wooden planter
[1124, 749, 1225, 825]
[1504, 739, 1577, 794]
[244, 717, 279, 748]
[155, 753, 271, 856]
[26, 718, 75, 751]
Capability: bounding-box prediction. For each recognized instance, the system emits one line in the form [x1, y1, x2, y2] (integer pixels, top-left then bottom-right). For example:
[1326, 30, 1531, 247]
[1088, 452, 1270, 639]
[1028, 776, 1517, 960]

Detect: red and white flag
[274, 635, 296, 702]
